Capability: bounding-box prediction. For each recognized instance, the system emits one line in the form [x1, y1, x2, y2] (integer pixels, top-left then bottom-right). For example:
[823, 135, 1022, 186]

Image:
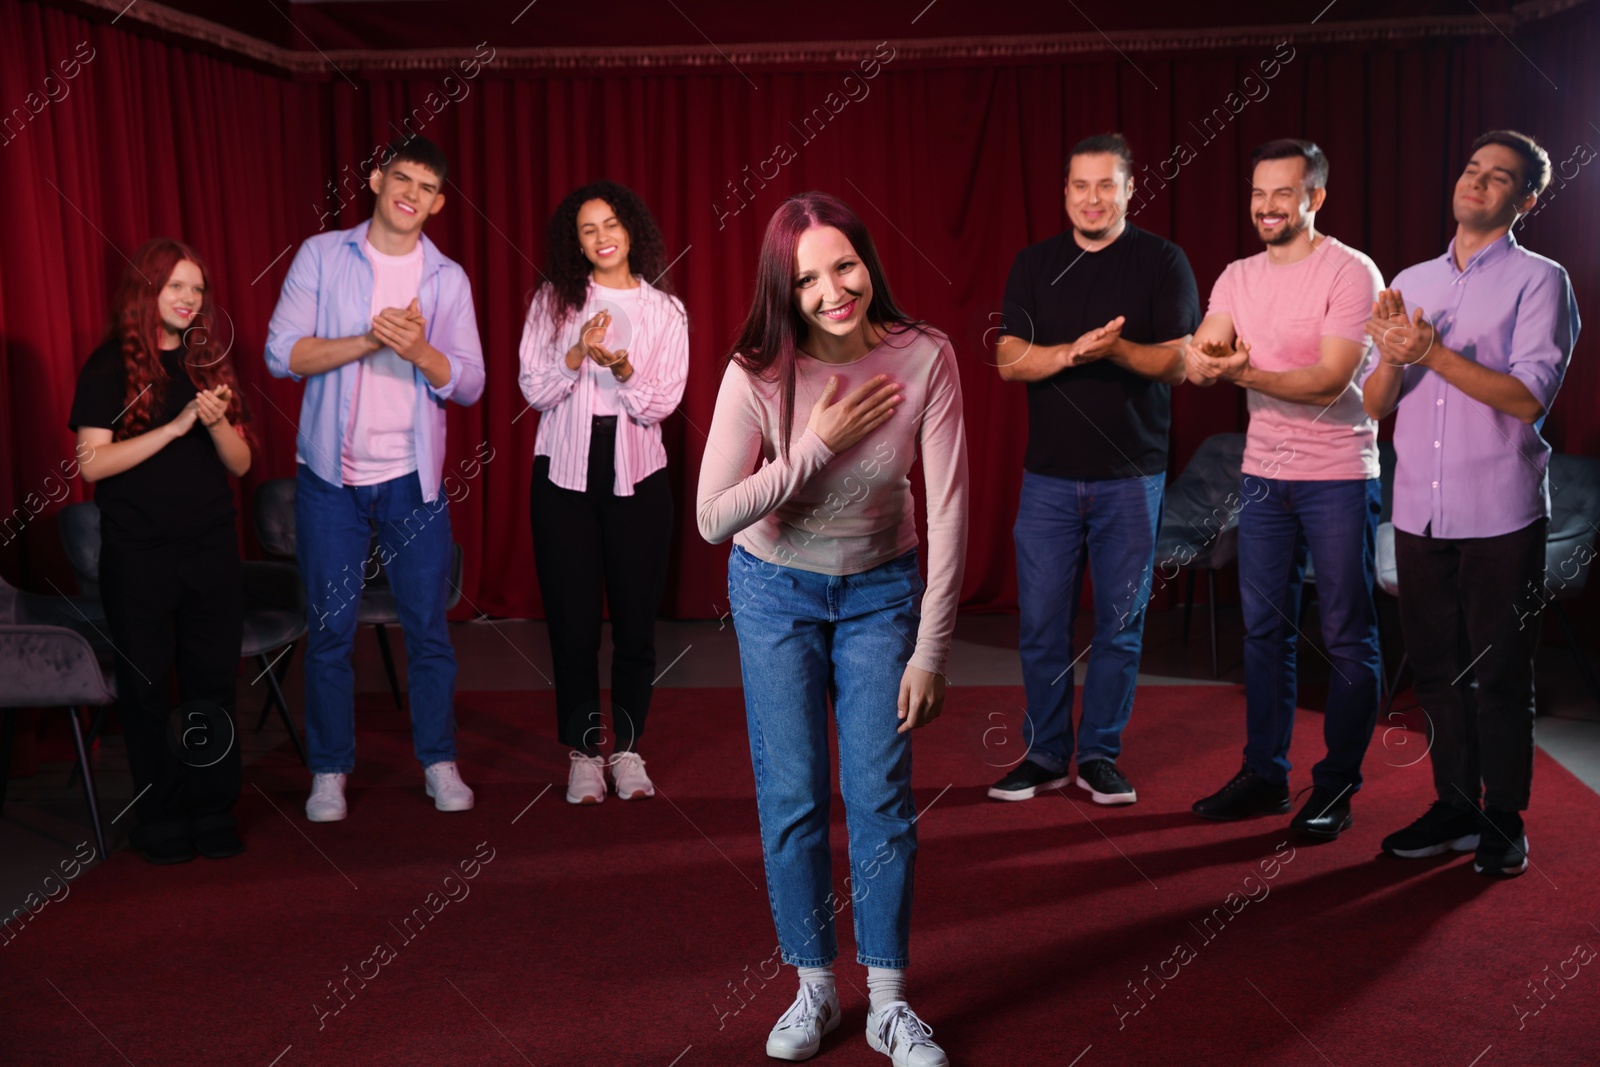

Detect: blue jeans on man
[1236, 476, 1381, 792]
[1014, 472, 1163, 773]
[296, 465, 459, 773]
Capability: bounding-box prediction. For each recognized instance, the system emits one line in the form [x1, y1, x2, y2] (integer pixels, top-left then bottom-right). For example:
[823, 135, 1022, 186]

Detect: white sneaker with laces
[610, 750, 655, 800]
[424, 761, 475, 812]
[766, 982, 840, 1061]
[567, 752, 607, 805]
[305, 773, 348, 823]
[866, 1001, 949, 1067]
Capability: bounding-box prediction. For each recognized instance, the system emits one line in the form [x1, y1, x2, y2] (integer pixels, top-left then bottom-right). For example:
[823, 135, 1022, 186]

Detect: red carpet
[3, 686, 1598, 1066]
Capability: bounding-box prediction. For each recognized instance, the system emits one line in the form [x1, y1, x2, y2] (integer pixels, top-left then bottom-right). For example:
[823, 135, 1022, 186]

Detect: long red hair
[106, 238, 250, 441]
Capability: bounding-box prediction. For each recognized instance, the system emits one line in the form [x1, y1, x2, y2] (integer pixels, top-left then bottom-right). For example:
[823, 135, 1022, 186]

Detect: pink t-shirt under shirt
[696, 327, 969, 676]
[1207, 236, 1383, 481]
[342, 241, 424, 485]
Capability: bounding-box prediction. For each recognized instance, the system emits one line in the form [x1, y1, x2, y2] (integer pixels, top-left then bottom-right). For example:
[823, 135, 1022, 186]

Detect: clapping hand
[1064, 316, 1125, 367]
[1186, 337, 1252, 384]
[193, 384, 232, 429]
[1364, 289, 1436, 367]
[371, 298, 429, 362]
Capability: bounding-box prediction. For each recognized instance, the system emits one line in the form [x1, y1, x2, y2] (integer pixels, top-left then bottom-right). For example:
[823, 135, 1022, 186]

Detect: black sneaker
[1381, 801, 1481, 858]
[1474, 809, 1529, 877]
[1076, 759, 1137, 805]
[1191, 765, 1290, 821]
[1289, 785, 1353, 841]
[988, 761, 1071, 801]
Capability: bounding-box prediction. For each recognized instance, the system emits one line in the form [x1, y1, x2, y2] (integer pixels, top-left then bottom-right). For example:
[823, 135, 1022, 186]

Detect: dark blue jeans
[1237, 476, 1381, 792]
[296, 465, 458, 774]
[1014, 472, 1163, 772]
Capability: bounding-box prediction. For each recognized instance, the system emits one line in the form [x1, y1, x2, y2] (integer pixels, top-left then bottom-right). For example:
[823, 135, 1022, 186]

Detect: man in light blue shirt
[266, 135, 485, 823]
[1362, 130, 1580, 877]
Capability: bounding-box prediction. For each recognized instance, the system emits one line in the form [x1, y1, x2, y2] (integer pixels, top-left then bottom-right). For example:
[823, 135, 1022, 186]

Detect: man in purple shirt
[1362, 130, 1580, 877]
[266, 136, 486, 823]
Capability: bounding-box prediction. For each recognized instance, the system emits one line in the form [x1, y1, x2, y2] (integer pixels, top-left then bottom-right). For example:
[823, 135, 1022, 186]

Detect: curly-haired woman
[68, 238, 253, 864]
[517, 181, 689, 806]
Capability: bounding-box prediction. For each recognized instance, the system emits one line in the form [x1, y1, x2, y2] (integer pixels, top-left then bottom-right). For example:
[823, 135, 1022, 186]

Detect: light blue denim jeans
[728, 544, 922, 968]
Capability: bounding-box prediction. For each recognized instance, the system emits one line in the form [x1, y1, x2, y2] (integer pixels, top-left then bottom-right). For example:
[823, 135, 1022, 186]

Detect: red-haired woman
[69, 238, 253, 864]
[697, 193, 968, 1066]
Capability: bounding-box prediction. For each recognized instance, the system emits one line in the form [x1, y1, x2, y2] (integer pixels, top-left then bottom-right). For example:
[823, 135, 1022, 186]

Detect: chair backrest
[255, 478, 297, 558]
[57, 501, 102, 596]
[1157, 433, 1248, 563]
[1547, 453, 1600, 600]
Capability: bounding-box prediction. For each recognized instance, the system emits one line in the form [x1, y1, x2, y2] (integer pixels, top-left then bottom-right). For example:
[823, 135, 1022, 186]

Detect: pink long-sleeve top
[696, 326, 969, 676]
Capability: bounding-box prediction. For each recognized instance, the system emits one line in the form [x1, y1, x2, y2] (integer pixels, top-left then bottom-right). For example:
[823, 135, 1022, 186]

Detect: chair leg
[67, 707, 108, 863]
[1181, 570, 1197, 645]
[1551, 602, 1600, 709]
[1207, 570, 1220, 678]
[1381, 651, 1410, 719]
[374, 623, 404, 710]
[0, 709, 15, 819]
[66, 707, 109, 789]
[259, 651, 308, 767]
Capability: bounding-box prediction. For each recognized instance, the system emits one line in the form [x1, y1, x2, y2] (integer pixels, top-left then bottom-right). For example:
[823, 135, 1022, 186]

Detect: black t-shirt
[68, 340, 236, 546]
[1001, 224, 1200, 479]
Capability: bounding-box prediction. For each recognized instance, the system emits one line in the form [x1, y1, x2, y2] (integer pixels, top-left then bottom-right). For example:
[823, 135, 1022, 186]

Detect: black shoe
[1474, 809, 1529, 877]
[1076, 759, 1137, 805]
[1381, 801, 1481, 858]
[194, 827, 246, 859]
[1192, 765, 1290, 821]
[988, 761, 1071, 801]
[138, 837, 196, 865]
[1290, 785, 1354, 841]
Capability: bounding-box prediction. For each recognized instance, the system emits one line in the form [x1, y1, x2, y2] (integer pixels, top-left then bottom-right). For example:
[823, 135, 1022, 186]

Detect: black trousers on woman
[530, 418, 674, 754]
[98, 524, 243, 848]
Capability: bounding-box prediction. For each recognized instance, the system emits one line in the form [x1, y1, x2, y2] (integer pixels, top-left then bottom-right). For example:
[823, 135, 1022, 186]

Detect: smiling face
[157, 258, 205, 346]
[368, 160, 445, 236]
[1454, 143, 1533, 231]
[1249, 156, 1324, 247]
[792, 225, 874, 343]
[576, 198, 631, 274]
[1065, 152, 1133, 241]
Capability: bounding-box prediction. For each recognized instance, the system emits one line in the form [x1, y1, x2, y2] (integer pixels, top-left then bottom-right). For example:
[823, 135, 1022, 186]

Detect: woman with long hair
[68, 238, 253, 864]
[518, 180, 689, 805]
[697, 192, 968, 1066]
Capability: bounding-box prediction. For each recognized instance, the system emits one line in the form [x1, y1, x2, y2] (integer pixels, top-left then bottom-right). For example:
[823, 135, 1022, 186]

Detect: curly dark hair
[540, 180, 675, 328]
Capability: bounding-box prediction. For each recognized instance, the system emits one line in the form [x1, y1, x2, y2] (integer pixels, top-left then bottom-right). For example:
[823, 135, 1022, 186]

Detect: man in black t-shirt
[989, 133, 1199, 806]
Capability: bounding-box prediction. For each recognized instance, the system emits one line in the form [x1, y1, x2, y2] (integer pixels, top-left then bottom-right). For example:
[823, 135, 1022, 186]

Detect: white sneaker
[866, 1001, 949, 1067]
[424, 761, 475, 812]
[766, 982, 840, 1061]
[567, 752, 607, 805]
[305, 773, 348, 822]
[610, 750, 655, 800]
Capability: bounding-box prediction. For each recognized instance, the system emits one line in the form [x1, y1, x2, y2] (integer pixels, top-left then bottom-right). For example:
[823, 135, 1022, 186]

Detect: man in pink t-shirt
[1184, 139, 1384, 841]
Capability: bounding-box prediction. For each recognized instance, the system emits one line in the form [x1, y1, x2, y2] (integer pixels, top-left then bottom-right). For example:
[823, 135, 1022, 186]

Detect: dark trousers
[1394, 519, 1547, 812]
[530, 419, 673, 753]
[98, 525, 243, 847]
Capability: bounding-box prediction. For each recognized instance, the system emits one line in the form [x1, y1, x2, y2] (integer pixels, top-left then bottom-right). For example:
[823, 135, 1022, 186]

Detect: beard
[1256, 216, 1303, 247]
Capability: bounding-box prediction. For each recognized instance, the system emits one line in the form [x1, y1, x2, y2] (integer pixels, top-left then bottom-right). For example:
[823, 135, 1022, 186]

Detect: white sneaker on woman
[424, 761, 475, 812]
[567, 752, 607, 805]
[305, 773, 348, 822]
[766, 982, 840, 1061]
[609, 750, 655, 800]
[866, 1001, 949, 1066]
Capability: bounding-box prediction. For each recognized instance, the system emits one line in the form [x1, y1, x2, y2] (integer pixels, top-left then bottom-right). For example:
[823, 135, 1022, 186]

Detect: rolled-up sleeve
[264, 240, 321, 382]
[1507, 264, 1580, 413]
[426, 268, 485, 406]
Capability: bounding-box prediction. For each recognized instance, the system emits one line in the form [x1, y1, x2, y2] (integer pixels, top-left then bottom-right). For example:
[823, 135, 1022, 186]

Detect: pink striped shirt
[517, 278, 689, 495]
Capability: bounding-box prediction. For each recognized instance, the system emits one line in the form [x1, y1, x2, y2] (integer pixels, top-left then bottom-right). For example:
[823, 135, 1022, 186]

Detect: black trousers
[530, 419, 674, 753]
[1394, 518, 1547, 812]
[98, 524, 243, 846]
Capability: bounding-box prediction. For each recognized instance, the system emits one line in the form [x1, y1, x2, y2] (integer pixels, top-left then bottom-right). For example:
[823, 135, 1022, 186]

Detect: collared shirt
[1378, 231, 1580, 539]
[517, 278, 689, 495]
[265, 219, 486, 504]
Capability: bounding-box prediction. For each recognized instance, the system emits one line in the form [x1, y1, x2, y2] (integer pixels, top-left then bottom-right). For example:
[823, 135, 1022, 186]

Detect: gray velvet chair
[0, 572, 112, 860]
[1156, 433, 1245, 677]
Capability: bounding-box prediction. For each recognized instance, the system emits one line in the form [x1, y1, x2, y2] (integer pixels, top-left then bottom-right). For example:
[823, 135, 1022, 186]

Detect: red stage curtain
[2, 0, 1593, 619]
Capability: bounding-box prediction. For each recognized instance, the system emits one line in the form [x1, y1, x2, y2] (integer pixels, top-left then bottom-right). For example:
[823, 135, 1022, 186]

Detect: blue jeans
[1237, 476, 1381, 791]
[728, 545, 922, 968]
[1014, 472, 1163, 772]
[296, 465, 459, 773]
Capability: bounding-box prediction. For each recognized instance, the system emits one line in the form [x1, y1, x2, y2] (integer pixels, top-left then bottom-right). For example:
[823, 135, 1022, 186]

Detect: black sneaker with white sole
[1474, 809, 1529, 877]
[1381, 801, 1481, 858]
[987, 761, 1071, 801]
[1076, 759, 1136, 805]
